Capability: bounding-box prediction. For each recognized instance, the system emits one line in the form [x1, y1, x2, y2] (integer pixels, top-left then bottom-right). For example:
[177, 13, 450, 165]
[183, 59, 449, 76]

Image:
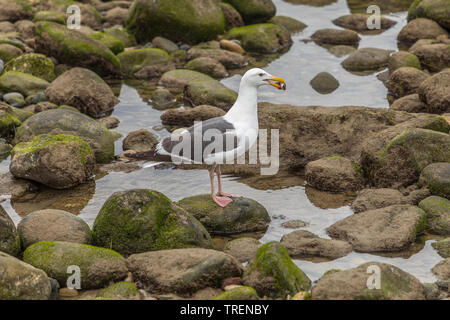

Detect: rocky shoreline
[0, 0, 449, 300]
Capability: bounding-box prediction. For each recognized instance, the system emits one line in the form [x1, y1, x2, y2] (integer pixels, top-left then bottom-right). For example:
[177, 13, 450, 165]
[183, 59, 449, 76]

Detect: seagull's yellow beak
[264, 76, 286, 90]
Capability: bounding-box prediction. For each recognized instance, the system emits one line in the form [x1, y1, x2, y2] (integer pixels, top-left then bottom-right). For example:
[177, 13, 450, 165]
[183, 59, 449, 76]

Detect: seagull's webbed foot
[212, 194, 233, 207]
[218, 191, 240, 198]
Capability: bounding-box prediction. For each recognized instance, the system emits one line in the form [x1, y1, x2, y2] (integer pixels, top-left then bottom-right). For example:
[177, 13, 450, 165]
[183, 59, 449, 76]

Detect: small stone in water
[281, 219, 309, 229]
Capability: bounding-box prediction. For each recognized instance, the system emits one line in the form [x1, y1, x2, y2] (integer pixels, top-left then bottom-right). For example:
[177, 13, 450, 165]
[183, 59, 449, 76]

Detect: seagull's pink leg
[215, 165, 240, 198]
[209, 167, 232, 207]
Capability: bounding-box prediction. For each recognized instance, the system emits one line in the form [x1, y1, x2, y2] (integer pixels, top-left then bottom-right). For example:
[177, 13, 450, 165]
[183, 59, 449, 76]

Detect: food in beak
[265, 76, 286, 90]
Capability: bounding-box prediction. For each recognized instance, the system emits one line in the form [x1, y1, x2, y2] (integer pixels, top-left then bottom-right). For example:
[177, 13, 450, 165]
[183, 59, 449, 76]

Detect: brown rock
[390, 94, 428, 113]
[161, 105, 226, 127]
[351, 188, 408, 213]
[122, 129, 158, 152]
[311, 28, 360, 46]
[398, 18, 448, 49]
[418, 69, 450, 114]
[386, 67, 429, 103]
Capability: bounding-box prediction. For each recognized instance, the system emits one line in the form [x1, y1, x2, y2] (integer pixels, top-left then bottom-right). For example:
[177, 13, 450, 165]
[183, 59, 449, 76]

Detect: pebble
[59, 288, 79, 297]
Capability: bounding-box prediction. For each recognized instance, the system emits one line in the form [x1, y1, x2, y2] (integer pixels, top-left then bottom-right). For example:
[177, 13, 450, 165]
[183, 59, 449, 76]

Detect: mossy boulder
[17, 209, 92, 249]
[0, 205, 20, 256]
[0, 37, 24, 51]
[33, 11, 65, 25]
[92, 189, 213, 255]
[34, 21, 122, 77]
[388, 51, 421, 73]
[45, 67, 119, 118]
[224, 237, 261, 263]
[0, 71, 49, 96]
[397, 18, 448, 48]
[122, 129, 158, 152]
[223, 0, 276, 24]
[361, 128, 450, 188]
[225, 24, 292, 53]
[332, 13, 397, 32]
[0, 102, 33, 139]
[0, 0, 33, 22]
[178, 194, 270, 235]
[0, 252, 52, 300]
[309, 72, 339, 94]
[0, 44, 23, 62]
[269, 16, 307, 34]
[13, 108, 115, 163]
[219, 2, 244, 30]
[243, 241, 311, 299]
[418, 69, 450, 114]
[214, 286, 259, 300]
[342, 48, 392, 72]
[4, 53, 56, 82]
[186, 57, 228, 78]
[419, 196, 450, 235]
[419, 163, 450, 198]
[23, 241, 128, 289]
[96, 281, 139, 300]
[311, 262, 426, 300]
[126, 248, 242, 295]
[387, 67, 429, 103]
[10, 134, 95, 189]
[408, 0, 450, 30]
[409, 38, 450, 73]
[0, 140, 11, 161]
[161, 105, 226, 127]
[160, 69, 237, 110]
[432, 238, 450, 257]
[327, 205, 427, 252]
[117, 48, 171, 78]
[104, 26, 136, 48]
[88, 32, 125, 55]
[126, 0, 226, 44]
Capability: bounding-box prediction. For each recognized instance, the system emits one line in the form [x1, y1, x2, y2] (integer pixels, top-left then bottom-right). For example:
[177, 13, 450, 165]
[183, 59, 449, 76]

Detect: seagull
[148, 68, 286, 207]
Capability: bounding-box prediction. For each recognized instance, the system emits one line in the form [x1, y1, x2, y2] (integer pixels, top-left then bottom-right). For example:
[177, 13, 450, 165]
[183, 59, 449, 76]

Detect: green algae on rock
[269, 15, 307, 34]
[0, 102, 33, 140]
[408, 0, 450, 30]
[88, 32, 125, 55]
[126, 0, 226, 44]
[104, 25, 136, 48]
[419, 196, 450, 235]
[0, 71, 49, 96]
[92, 189, 213, 255]
[178, 194, 270, 235]
[419, 162, 450, 199]
[214, 286, 259, 300]
[13, 108, 115, 163]
[33, 11, 65, 25]
[4, 53, 56, 82]
[243, 241, 311, 299]
[96, 281, 139, 300]
[223, 0, 276, 24]
[23, 241, 128, 289]
[117, 48, 171, 77]
[0, 205, 20, 257]
[34, 21, 122, 77]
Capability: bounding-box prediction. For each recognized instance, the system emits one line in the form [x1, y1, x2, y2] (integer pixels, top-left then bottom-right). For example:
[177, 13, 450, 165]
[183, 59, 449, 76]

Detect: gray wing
[159, 116, 239, 163]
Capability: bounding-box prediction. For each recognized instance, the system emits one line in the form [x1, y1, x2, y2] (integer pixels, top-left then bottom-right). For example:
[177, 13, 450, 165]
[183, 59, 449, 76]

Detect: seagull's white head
[241, 68, 286, 90]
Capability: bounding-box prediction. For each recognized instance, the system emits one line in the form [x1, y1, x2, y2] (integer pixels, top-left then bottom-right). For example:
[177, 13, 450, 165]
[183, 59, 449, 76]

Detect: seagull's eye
[258, 73, 264, 77]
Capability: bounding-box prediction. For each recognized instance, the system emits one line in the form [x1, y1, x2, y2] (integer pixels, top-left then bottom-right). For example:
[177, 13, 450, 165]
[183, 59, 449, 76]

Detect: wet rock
[224, 237, 261, 263]
[0, 140, 11, 160]
[0, 172, 38, 200]
[187, 47, 246, 69]
[13, 108, 115, 163]
[351, 188, 408, 213]
[388, 51, 421, 73]
[186, 57, 228, 79]
[23, 101, 57, 114]
[305, 156, 364, 192]
[152, 37, 179, 53]
[418, 70, 450, 114]
[281, 219, 309, 229]
[3, 92, 25, 108]
[311, 28, 360, 46]
[17, 209, 92, 249]
[327, 45, 356, 57]
[25, 91, 47, 105]
[0, 71, 49, 96]
[280, 230, 352, 259]
[419, 196, 450, 235]
[269, 16, 307, 34]
[10, 134, 95, 189]
[219, 2, 244, 30]
[88, 32, 125, 55]
[223, 0, 275, 24]
[178, 194, 270, 235]
[160, 69, 237, 110]
[34, 21, 122, 77]
[0, 252, 52, 300]
[92, 189, 213, 255]
[33, 11, 65, 25]
[0, 38, 24, 51]
[127, 248, 242, 295]
[225, 24, 292, 53]
[408, 0, 450, 30]
[0, 205, 20, 256]
[219, 39, 246, 55]
[409, 38, 450, 73]
[333, 14, 396, 32]
[122, 129, 158, 152]
[327, 205, 427, 252]
[0, 0, 32, 22]
[419, 163, 450, 198]
[432, 258, 450, 281]
[0, 44, 22, 63]
[0, 102, 32, 138]
[104, 7, 128, 27]
[104, 26, 136, 48]
[150, 88, 177, 110]
[423, 282, 441, 300]
[96, 281, 139, 300]
[23, 241, 128, 289]
[45, 68, 119, 118]
[97, 116, 119, 130]
[161, 105, 226, 127]
[118, 48, 173, 79]
[3, 53, 56, 82]
[243, 241, 311, 299]
[432, 238, 450, 258]
[387, 67, 429, 103]
[214, 286, 259, 300]
[126, 0, 225, 44]
[398, 18, 448, 48]
[309, 72, 339, 94]
[342, 48, 391, 72]
[311, 262, 426, 300]
[391, 94, 428, 113]
[14, 20, 35, 40]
